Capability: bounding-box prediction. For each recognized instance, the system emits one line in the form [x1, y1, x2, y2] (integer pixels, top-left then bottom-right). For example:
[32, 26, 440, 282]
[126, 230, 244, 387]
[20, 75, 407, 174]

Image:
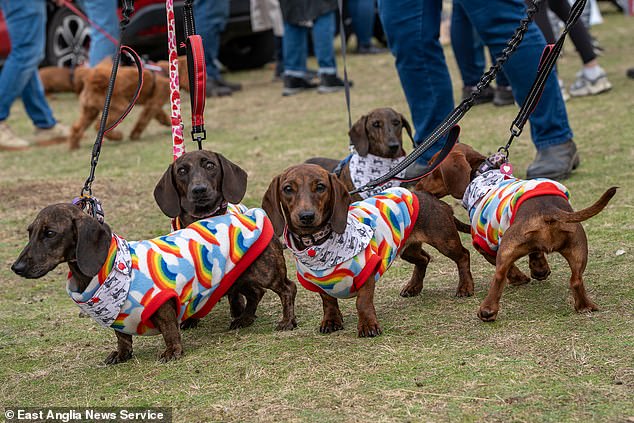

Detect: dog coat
[171, 203, 248, 231]
[463, 170, 569, 256]
[286, 187, 419, 299]
[67, 208, 273, 336]
[349, 153, 406, 199]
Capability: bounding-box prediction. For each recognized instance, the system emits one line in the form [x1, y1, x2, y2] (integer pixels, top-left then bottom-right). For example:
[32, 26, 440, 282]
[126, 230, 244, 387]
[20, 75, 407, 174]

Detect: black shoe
[526, 140, 580, 180]
[493, 85, 514, 106]
[214, 77, 242, 92]
[206, 79, 233, 97]
[462, 85, 494, 105]
[282, 75, 318, 96]
[627, 68, 634, 79]
[318, 74, 353, 94]
[355, 44, 388, 55]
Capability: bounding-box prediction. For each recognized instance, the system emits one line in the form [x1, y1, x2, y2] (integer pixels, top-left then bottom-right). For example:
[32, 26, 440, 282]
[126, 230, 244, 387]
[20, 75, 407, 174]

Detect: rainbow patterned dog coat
[67, 208, 272, 335]
[462, 170, 569, 256]
[286, 187, 419, 299]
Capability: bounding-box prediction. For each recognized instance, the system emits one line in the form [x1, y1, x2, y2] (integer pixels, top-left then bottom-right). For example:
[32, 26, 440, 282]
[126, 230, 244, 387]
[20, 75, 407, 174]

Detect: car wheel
[45, 7, 90, 67]
[218, 30, 275, 71]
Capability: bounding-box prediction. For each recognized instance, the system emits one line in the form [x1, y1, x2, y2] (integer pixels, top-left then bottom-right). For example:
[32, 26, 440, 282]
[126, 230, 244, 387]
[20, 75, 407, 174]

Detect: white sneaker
[33, 123, 69, 146]
[569, 70, 612, 97]
[0, 122, 31, 151]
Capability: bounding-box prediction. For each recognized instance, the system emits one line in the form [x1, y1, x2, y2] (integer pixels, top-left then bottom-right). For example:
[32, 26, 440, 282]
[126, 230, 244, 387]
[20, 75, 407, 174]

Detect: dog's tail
[453, 217, 471, 234]
[547, 187, 618, 224]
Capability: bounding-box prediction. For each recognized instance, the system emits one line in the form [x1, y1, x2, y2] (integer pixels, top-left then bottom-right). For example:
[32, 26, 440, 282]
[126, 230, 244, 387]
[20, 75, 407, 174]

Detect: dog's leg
[104, 331, 133, 365]
[269, 277, 298, 331]
[130, 105, 156, 140]
[180, 317, 200, 330]
[98, 109, 124, 141]
[428, 236, 475, 297]
[475, 244, 530, 286]
[399, 243, 431, 297]
[478, 230, 531, 322]
[356, 277, 381, 337]
[69, 107, 99, 150]
[149, 300, 183, 362]
[529, 252, 551, 281]
[319, 292, 343, 333]
[154, 108, 171, 126]
[560, 230, 598, 313]
[227, 290, 246, 319]
[230, 285, 265, 329]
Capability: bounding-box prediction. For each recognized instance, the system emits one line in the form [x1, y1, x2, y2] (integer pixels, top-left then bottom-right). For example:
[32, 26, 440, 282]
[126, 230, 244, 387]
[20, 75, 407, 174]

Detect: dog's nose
[388, 141, 400, 152]
[298, 211, 315, 225]
[191, 185, 208, 196]
[11, 260, 26, 276]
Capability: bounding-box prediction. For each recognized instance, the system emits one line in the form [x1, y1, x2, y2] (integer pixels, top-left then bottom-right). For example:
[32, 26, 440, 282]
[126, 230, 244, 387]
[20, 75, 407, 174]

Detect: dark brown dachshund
[154, 150, 297, 331]
[262, 164, 474, 337]
[11, 200, 297, 364]
[416, 143, 617, 322]
[306, 107, 412, 201]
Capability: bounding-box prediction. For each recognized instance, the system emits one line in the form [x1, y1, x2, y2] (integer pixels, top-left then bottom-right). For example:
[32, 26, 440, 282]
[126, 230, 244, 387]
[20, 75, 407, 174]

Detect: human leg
[80, 0, 119, 66]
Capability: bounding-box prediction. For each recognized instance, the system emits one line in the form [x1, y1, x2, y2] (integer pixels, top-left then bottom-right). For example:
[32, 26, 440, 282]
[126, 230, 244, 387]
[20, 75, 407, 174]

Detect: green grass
[1, 8, 633, 422]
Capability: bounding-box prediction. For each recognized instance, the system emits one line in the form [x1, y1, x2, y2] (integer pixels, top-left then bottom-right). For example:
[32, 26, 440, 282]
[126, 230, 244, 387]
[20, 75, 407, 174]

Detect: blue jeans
[194, 0, 229, 80]
[348, 0, 375, 47]
[77, 0, 119, 67]
[450, 2, 509, 88]
[283, 11, 337, 77]
[379, 0, 573, 162]
[0, 0, 56, 128]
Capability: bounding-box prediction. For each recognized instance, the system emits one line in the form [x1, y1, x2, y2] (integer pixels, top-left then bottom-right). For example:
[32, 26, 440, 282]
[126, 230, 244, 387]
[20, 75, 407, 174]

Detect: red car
[0, 0, 274, 71]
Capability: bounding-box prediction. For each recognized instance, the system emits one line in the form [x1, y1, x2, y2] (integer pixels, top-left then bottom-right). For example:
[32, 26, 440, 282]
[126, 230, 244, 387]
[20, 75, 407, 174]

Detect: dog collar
[475, 152, 513, 177]
[287, 224, 333, 248]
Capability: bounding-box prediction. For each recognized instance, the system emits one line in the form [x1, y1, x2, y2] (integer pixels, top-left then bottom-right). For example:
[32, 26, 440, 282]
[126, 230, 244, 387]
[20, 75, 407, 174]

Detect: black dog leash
[351, 0, 545, 196]
[77, 0, 142, 221]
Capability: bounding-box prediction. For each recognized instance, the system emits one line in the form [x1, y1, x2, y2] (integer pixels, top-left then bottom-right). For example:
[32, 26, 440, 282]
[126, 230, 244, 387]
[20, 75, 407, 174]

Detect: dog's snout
[191, 184, 208, 196]
[298, 211, 316, 225]
[11, 260, 26, 276]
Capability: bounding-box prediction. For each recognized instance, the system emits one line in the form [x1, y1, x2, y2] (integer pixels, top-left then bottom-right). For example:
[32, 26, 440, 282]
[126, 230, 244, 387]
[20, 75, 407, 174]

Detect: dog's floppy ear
[153, 163, 181, 218]
[439, 150, 473, 199]
[216, 153, 248, 204]
[328, 173, 351, 234]
[349, 115, 369, 156]
[75, 216, 112, 277]
[400, 113, 414, 147]
[262, 175, 286, 237]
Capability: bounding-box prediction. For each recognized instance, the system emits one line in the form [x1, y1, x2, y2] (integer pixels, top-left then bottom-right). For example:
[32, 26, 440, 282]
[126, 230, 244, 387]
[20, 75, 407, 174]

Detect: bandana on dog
[67, 208, 272, 335]
[463, 170, 569, 256]
[287, 187, 419, 299]
[349, 153, 406, 199]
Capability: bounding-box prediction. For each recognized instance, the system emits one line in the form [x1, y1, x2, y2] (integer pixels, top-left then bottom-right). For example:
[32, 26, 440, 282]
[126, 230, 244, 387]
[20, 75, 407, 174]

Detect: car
[0, 0, 275, 71]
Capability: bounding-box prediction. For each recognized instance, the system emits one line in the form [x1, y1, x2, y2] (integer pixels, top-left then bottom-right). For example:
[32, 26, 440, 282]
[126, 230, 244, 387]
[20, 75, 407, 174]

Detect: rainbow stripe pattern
[71, 207, 271, 336]
[468, 176, 569, 256]
[292, 187, 419, 299]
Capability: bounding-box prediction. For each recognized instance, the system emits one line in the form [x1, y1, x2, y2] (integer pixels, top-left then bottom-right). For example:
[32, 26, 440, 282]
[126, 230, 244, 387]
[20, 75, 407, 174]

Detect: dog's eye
[315, 183, 326, 193]
[392, 120, 401, 126]
[372, 121, 381, 128]
[44, 230, 56, 238]
[283, 185, 294, 194]
[204, 162, 215, 170]
[176, 167, 188, 176]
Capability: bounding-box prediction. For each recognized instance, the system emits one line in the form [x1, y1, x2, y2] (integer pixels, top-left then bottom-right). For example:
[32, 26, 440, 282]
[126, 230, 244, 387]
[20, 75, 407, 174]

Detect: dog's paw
[105, 130, 123, 141]
[159, 346, 183, 363]
[399, 282, 423, 298]
[357, 320, 382, 338]
[229, 314, 256, 330]
[319, 318, 343, 334]
[530, 268, 551, 281]
[575, 301, 599, 314]
[180, 318, 200, 330]
[507, 273, 531, 286]
[477, 306, 498, 322]
[129, 130, 141, 140]
[455, 284, 474, 297]
[104, 350, 132, 365]
[276, 318, 297, 331]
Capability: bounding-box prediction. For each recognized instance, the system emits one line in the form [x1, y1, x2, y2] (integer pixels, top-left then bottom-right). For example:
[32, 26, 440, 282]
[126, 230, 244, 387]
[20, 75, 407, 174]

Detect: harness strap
[501, 0, 587, 156]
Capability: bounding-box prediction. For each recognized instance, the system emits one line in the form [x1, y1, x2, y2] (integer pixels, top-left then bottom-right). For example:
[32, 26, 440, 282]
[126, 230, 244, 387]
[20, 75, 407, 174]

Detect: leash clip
[73, 195, 105, 224]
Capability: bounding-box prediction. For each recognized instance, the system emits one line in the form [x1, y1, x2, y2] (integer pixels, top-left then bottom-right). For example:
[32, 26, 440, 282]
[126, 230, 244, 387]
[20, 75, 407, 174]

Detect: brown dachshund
[11, 199, 297, 364]
[416, 143, 617, 321]
[154, 150, 297, 332]
[68, 58, 172, 150]
[262, 164, 474, 337]
[306, 107, 412, 201]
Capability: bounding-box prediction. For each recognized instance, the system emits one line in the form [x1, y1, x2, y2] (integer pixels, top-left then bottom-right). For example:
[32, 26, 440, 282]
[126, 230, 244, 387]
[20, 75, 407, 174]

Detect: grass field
[1, 6, 633, 422]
